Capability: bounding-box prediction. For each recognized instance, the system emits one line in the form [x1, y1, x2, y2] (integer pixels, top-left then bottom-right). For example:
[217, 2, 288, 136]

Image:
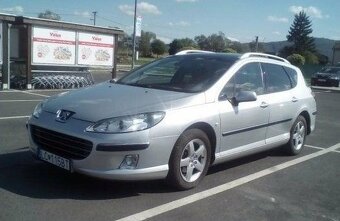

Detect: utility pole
[255, 36, 259, 52]
[131, 0, 137, 69]
[91, 11, 97, 26]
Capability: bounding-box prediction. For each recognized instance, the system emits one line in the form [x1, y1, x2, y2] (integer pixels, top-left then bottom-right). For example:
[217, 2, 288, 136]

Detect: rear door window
[262, 63, 292, 93]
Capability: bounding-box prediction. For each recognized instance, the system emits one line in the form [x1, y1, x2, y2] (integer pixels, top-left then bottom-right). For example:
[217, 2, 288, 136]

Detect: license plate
[38, 149, 71, 171]
[318, 79, 326, 82]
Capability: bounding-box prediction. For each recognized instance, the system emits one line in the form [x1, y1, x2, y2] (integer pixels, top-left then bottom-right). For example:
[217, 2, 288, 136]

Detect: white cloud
[119, 2, 161, 16]
[119, 5, 134, 16]
[74, 10, 91, 18]
[158, 36, 172, 44]
[176, 0, 198, 2]
[267, 16, 288, 23]
[272, 31, 281, 35]
[227, 37, 240, 42]
[138, 2, 161, 15]
[1, 5, 24, 14]
[289, 5, 326, 18]
[168, 21, 190, 27]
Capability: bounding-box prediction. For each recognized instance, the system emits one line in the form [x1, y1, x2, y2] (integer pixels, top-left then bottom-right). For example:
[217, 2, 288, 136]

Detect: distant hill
[260, 38, 336, 59]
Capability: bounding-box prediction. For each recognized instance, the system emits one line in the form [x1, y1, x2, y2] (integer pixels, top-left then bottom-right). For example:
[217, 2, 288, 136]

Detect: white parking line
[305, 144, 340, 154]
[0, 100, 42, 102]
[23, 89, 74, 92]
[116, 143, 340, 221]
[17, 90, 50, 98]
[305, 144, 324, 150]
[0, 116, 30, 120]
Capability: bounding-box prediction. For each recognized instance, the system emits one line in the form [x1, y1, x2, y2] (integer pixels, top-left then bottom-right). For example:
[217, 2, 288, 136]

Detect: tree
[194, 35, 209, 50]
[228, 42, 247, 53]
[139, 31, 156, 57]
[151, 39, 166, 57]
[194, 32, 228, 52]
[279, 45, 294, 58]
[168, 39, 183, 55]
[207, 32, 226, 52]
[117, 34, 133, 63]
[38, 10, 61, 20]
[179, 38, 196, 48]
[168, 38, 197, 55]
[303, 51, 319, 64]
[316, 53, 329, 65]
[287, 11, 316, 54]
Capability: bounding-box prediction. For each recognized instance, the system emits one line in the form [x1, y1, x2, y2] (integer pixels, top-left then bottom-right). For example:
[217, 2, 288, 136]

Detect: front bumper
[311, 78, 339, 87]
[76, 164, 169, 181]
[28, 111, 179, 181]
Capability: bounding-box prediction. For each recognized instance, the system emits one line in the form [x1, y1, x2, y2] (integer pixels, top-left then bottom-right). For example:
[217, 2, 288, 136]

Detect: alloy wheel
[179, 139, 207, 183]
[292, 121, 306, 151]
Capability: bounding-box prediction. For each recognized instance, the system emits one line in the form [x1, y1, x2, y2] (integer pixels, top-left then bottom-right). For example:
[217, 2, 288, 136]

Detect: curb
[311, 86, 340, 92]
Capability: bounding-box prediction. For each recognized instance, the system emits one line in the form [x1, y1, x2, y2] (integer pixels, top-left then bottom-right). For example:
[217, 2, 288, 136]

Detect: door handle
[260, 102, 269, 108]
[292, 97, 298, 102]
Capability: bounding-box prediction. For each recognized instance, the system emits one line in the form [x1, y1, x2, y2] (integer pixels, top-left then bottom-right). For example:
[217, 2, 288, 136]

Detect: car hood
[43, 82, 205, 122]
[315, 72, 338, 78]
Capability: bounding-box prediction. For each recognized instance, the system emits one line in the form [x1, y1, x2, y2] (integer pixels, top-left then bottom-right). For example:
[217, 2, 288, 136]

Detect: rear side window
[262, 63, 292, 93]
[283, 66, 298, 88]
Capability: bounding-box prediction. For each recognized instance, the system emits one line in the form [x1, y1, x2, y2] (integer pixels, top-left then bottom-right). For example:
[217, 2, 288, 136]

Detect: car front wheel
[167, 129, 211, 190]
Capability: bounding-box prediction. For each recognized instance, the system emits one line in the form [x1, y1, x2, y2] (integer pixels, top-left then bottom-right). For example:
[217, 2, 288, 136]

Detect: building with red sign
[0, 13, 124, 90]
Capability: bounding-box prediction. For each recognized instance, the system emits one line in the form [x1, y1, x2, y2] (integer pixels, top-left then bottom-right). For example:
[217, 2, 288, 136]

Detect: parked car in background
[311, 66, 340, 87]
[27, 51, 317, 190]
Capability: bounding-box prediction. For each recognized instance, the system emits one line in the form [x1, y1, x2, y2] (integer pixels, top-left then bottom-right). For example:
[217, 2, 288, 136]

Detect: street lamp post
[131, 0, 137, 69]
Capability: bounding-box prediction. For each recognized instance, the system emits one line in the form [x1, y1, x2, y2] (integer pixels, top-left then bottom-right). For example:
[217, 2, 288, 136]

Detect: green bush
[302, 51, 319, 64]
[287, 54, 305, 66]
[224, 48, 237, 53]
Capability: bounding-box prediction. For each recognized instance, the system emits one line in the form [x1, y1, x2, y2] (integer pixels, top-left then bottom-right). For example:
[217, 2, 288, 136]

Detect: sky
[1, 0, 339, 43]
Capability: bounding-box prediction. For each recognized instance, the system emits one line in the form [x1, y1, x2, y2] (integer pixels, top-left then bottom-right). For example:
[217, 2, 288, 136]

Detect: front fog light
[119, 154, 139, 169]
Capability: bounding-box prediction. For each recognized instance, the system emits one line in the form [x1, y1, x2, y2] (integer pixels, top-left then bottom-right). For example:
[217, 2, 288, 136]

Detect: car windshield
[116, 54, 237, 93]
[320, 67, 340, 74]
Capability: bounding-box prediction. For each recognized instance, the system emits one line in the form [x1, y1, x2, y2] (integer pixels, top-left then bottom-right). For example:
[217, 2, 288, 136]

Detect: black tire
[167, 129, 211, 190]
[285, 115, 307, 155]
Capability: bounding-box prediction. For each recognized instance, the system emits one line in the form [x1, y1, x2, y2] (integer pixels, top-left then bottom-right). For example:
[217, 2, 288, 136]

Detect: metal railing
[30, 71, 94, 89]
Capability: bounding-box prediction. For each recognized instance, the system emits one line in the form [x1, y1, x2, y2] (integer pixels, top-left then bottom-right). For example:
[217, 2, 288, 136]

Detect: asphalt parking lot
[0, 87, 339, 221]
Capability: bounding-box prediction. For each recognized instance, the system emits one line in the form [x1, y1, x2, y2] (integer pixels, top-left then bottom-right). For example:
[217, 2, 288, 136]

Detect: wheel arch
[299, 111, 311, 135]
[185, 122, 217, 164]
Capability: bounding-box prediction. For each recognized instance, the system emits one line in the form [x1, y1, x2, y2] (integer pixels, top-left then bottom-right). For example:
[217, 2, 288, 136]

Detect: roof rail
[241, 52, 290, 64]
[175, 50, 214, 55]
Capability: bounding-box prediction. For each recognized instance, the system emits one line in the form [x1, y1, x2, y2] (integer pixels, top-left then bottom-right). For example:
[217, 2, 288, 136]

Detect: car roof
[172, 52, 242, 62]
[173, 52, 291, 65]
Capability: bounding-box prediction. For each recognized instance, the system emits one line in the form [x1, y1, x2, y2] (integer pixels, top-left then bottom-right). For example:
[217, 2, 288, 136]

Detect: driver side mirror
[230, 91, 257, 106]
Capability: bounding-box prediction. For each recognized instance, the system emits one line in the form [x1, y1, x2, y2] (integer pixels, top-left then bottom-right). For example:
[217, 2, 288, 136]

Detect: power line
[96, 15, 130, 28]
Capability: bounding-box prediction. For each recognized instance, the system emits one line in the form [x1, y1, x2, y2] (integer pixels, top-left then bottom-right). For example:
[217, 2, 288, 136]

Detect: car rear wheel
[285, 115, 307, 155]
[167, 129, 211, 190]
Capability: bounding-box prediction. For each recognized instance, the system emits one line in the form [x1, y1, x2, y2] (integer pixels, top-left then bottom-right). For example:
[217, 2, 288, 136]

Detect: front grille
[31, 125, 93, 160]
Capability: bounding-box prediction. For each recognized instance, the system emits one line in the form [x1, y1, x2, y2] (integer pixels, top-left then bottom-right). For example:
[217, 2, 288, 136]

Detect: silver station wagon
[28, 51, 317, 189]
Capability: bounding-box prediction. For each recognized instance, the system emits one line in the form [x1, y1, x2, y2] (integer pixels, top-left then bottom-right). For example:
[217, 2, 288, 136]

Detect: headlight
[32, 100, 47, 118]
[86, 112, 165, 133]
[330, 75, 339, 80]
